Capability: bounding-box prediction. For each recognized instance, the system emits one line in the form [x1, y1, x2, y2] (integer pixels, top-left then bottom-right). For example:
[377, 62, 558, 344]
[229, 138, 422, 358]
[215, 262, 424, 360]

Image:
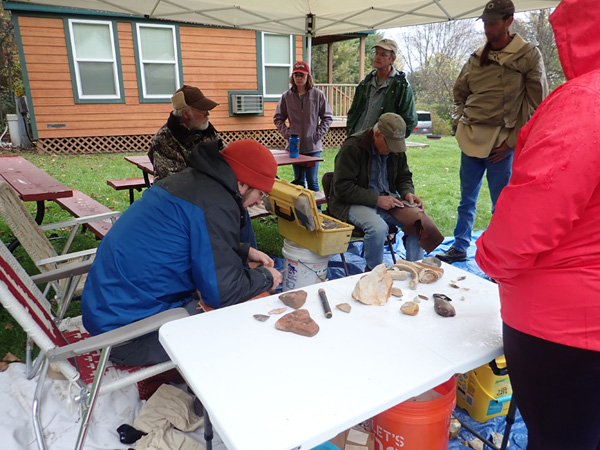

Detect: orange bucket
[371, 377, 456, 450]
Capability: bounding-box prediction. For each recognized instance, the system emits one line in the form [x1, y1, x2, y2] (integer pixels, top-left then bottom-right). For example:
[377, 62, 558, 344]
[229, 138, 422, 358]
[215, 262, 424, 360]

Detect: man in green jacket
[330, 113, 442, 270]
[346, 38, 418, 137]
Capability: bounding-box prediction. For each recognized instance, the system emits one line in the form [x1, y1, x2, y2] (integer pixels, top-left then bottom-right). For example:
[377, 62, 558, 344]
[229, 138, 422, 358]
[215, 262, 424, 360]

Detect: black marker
[318, 288, 332, 319]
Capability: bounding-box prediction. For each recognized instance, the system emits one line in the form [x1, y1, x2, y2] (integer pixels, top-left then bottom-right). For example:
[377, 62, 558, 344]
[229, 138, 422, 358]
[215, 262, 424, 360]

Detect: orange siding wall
[17, 15, 304, 139]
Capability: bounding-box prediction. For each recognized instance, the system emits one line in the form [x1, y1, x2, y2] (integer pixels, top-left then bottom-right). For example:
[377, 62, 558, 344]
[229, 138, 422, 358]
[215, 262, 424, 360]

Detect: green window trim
[64, 18, 125, 104]
[132, 23, 183, 103]
[256, 32, 296, 102]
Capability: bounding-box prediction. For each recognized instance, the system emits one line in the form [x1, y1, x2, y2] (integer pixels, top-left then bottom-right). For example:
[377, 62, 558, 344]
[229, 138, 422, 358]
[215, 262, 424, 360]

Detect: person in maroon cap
[149, 85, 222, 182]
[274, 61, 333, 192]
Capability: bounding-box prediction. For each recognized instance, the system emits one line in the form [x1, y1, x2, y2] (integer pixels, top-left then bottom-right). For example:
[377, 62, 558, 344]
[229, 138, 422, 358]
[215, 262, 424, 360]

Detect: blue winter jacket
[82, 141, 273, 335]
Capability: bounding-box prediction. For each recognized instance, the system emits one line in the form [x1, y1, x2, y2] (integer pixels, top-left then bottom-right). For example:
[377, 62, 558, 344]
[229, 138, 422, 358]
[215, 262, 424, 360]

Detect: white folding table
[159, 263, 503, 450]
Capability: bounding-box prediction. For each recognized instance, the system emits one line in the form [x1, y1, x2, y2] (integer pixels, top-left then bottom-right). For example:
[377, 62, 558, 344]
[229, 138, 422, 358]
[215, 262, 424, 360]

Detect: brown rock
[275, 309, 320, 337]
[268, 307, 287, 315]
[278, 290, 308, 309]
[434, 296, 456, 317]
[336, 303, 351, 313]
[400, 301, 419, 316]
[253, 314, 270, 322]
[391, 287, 404, 297]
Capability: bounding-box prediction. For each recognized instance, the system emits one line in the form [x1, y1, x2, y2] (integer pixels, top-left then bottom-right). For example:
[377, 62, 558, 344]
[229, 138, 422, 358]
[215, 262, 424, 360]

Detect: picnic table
[120, 152, 325, 209]
[0, 155, 72, 224]
[125, 151, 324, 184]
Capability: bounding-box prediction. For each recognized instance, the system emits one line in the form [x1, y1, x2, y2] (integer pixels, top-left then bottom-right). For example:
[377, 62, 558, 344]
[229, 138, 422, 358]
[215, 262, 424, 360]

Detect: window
[261, 33, 293, 99]
[67, 19, 121, 101]
[135, 24, 180, 99]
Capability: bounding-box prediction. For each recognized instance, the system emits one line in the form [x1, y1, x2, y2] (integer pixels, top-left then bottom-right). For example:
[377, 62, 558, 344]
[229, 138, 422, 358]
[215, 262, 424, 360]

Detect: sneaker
[436, 247, 467, 263]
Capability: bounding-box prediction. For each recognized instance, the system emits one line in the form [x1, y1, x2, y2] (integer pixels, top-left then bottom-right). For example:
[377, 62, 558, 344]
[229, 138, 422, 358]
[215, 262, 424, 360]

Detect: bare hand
[376, 195, 404, 210]
[487, 142, 513, 163]
[266, 267, 283, 291]
[247, 247, 274, 268]
[404, 193, 424, 210]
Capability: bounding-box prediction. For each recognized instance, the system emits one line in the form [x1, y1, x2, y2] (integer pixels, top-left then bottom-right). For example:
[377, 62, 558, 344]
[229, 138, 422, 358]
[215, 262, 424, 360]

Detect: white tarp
[7, 0, 560, 36]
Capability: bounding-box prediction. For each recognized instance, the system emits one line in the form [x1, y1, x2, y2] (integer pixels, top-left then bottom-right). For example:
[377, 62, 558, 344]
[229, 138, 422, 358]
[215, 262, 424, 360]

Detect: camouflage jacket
[148, 112, 223, 181]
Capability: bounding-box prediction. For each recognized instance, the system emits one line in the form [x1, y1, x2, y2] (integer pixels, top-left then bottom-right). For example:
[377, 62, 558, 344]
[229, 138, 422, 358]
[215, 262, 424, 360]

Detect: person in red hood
[475, 0, 600, 448]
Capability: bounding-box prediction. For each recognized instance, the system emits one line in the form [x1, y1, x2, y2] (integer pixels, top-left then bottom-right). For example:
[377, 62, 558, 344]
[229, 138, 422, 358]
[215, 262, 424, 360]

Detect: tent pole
[305, 14, 315, 65]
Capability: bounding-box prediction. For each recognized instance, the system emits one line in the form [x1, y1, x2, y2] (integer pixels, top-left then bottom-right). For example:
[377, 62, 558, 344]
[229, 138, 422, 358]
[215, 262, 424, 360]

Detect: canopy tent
[7, 0, 561, 61]
[6, 0, 560, 36]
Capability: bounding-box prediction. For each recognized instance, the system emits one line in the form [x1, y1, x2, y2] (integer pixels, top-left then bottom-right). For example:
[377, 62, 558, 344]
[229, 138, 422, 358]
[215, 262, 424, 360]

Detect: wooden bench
[54, 190, 117, 239]
[107, 176, 154, 205]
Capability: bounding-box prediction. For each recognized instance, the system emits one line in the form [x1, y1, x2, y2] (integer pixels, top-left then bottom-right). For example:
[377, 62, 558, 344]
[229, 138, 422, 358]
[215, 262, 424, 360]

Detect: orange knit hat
[221, 139, 277, 193]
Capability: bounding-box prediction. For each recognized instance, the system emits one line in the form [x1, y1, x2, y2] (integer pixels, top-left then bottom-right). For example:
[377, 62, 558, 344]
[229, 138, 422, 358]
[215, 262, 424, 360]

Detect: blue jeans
[452, 151, 513, 252]
[348, 205, 424, 268]
[292, 152, 321, 192]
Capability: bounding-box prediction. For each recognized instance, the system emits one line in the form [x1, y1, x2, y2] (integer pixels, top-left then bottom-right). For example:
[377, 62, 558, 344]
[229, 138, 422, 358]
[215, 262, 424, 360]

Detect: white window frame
[67, 19, 121, 100]
[261, 32, 293, 99]
[135, 23, 180, 100]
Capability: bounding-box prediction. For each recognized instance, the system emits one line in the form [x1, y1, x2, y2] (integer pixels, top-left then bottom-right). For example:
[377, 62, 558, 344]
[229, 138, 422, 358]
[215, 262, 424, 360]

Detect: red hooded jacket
[475, 0, 600, 351]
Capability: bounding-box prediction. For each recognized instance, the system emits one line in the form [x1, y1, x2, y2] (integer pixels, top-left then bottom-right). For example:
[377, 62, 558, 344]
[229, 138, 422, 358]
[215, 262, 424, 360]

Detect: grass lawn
[0, 135, 492, 360]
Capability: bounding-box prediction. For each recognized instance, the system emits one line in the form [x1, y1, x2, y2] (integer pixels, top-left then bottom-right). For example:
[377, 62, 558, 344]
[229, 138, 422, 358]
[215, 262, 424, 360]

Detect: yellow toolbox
[264, 179, 353, 256]
[456, 355, 513, 422]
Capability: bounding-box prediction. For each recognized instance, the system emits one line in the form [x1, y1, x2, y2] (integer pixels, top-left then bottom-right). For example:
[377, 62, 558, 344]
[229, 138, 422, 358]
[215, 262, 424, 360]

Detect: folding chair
[0, 240, 189, 450]
[321, 172, 398, 275]
[0, 180, 120, 319]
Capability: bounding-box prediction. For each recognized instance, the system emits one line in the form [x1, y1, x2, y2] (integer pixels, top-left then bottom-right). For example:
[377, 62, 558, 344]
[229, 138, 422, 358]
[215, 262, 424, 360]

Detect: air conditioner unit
[232, 94, 264, 114]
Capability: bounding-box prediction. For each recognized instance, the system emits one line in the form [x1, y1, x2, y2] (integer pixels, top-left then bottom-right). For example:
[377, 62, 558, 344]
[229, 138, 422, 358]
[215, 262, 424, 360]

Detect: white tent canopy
[8, 0, 560, 36]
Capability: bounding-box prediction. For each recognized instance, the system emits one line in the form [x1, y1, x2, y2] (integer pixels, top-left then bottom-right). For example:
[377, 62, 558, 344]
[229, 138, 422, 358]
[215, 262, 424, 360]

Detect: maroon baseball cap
[292, 61, 310, 75]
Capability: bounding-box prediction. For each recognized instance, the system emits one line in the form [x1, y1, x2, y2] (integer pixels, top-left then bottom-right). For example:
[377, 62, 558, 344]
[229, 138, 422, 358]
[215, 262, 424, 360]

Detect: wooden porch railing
[314, 84, 357, 120]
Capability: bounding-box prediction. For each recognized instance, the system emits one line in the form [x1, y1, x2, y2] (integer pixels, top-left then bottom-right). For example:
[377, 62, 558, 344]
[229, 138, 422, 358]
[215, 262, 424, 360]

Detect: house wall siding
[16, 15, 306, 143]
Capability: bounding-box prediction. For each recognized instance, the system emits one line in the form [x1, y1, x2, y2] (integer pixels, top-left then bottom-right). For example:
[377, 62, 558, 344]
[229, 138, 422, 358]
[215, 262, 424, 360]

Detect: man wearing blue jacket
[82, 139, 282, 366]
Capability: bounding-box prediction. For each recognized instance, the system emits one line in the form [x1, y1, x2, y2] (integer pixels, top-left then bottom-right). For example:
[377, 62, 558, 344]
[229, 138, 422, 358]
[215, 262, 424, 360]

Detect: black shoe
[436, 248, 467, 263]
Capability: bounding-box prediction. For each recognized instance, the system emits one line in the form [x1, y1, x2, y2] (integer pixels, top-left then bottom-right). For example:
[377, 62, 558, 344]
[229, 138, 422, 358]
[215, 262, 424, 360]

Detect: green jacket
[346, 69, 418, 137]
[329, 129, 415, 222]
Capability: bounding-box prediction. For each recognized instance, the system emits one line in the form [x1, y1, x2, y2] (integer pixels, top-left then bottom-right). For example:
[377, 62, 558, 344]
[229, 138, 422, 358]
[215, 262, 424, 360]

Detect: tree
[512, 9, 565, 90]
[0, 4, 24, 129]
[391, 20, 482, 133]
[312, 32, 385, 84]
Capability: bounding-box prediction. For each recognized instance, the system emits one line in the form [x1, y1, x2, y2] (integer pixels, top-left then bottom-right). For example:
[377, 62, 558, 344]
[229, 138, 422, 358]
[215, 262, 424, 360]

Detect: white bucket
[282, 238, 330, 292]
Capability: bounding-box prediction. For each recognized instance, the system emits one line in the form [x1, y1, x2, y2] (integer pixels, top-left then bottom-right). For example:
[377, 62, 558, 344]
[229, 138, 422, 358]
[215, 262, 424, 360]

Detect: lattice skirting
[35, 128, 347, 155]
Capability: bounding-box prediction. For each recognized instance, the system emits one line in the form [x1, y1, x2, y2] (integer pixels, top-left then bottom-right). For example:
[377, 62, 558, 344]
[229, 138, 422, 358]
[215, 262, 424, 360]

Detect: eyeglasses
[371, 50, 392, 58]
[255, 189, 267, 200]
[293, 73, 307, 77]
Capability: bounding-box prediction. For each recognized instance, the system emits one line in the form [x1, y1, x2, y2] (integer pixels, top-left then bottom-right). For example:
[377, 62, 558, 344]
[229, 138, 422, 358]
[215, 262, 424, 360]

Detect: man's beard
[189, 118, 209, 131]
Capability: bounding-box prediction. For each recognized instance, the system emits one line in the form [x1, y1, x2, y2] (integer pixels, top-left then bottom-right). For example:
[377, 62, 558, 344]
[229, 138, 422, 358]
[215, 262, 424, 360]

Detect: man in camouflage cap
[149, 85, 222, 181]
[148, 85, 257, 247]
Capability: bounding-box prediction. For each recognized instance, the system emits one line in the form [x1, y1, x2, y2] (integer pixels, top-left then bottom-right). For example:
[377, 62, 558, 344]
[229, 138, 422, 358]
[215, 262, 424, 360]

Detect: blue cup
[289, 134, 299, 159]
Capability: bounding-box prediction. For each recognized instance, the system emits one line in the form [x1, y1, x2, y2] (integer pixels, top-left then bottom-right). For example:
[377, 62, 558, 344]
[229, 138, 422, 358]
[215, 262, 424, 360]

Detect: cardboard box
[329, 423, 375, 450]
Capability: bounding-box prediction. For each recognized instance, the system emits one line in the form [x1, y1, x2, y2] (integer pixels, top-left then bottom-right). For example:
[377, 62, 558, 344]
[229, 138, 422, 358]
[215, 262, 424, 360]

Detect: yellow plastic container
[456, 356, 512, 422]
[265, 179, 353, 256]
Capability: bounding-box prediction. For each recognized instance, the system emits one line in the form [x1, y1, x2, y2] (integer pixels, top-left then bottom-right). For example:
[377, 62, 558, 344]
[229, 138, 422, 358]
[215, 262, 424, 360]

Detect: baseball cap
[171, 85, 219, 111]
[372, 38, 398, 55]
[480, 0, 515, 21]
[292, 61, 310, 75]
[221, 139, 278, 193]
[377, 113, 407, 153]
